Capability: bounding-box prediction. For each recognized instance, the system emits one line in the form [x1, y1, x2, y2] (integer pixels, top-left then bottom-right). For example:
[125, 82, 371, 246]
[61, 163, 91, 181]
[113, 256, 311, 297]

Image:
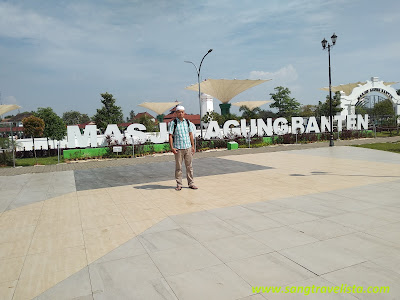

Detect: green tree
[372, 99, 395, 116]
[239, 106, 261, 121]
[133, 114, 159, 132]
[35, 107, 66, 145]
[62, 111, 91, 125]
[93, 92, 124, 131]
[259, 109, 277, 120]
[126, 110, 136, 122]
[299, 105, 318, 117]
[22, 115, 45, 164]
[355, 101, 373, 116]
[201, 111, 240, 126]
[315, 91, 343, 117]
[80, 114, 91, 124]
[0, 137, 13, 166]
[270, 86, 301, 119]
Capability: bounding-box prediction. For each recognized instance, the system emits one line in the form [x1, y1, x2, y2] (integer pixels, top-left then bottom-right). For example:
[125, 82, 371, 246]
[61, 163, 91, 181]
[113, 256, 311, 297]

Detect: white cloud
[249, 65, 298, 83]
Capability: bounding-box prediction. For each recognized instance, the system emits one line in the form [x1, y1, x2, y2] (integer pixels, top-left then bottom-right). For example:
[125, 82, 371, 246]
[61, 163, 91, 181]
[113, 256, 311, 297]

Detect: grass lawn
[354, 142, 400, 154]
[375, 131, 400, 137]
[15, 156, 64, 167]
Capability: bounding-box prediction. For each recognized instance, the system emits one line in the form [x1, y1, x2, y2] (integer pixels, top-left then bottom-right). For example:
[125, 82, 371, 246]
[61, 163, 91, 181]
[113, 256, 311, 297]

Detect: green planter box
[63, 147, 108, 159]
[227, 142, 238, 150]
[263, 137, 273, 144]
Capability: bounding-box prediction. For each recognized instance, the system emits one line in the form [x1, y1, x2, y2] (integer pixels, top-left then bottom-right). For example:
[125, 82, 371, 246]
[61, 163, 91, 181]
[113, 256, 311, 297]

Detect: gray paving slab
[264, 276, 358, 299]
[3, 142, 400, 299]
[263, 209, 321, 225]
[289, 145, 400, 164]
[227, 252, 316, 287]
[2, 170, 76, 211]
[93, 237, 147, 264]
[307, 193, 380, 212]
[90, 256, 178, 300]
[224, 214, 283, 233]
[364, 222, 400, 246]
[170, 210, 222, 226]
[241, 201, 288, 214]
[165, 264, 253, 300]
[181, 220, 244, 242]
[202, 234, 274, 263]
[208, 205, 262, 221]
[321, 261, 400, 299]
[324, 232, 400, 261]
[141, 217, 181, 235]
[34, 267, 93, 300]
[74, 157, 272, 191]
[249, 226, 319, 251]
[280, 239, 367, 276]
[138, 228, 199, 253]
[370, 248, 400, 276]
[148, 243, 222, 277]
[326, 212, 394, 231]
[289, 219, 357, 241]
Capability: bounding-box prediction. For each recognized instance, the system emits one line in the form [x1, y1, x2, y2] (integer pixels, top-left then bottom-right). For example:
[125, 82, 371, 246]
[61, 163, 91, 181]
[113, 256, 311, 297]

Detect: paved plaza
[1, 141, 400, 299]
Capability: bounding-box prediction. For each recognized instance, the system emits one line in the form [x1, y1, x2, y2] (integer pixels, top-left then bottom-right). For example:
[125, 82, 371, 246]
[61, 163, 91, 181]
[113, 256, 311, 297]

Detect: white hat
[176, 105, 185, 111]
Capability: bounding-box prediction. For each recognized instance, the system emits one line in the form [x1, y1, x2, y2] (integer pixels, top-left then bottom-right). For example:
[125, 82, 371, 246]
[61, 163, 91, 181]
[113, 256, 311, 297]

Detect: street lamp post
[321, 33, 337, 147]
[185, 49, 213, 138]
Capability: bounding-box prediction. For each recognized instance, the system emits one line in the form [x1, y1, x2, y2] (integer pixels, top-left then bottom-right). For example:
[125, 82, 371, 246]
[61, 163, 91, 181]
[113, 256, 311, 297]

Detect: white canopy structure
[320, 82, 366, 96]
[185, 79, 270, 103]
[321, 77, 400, 117]
[0, 104, 21, 116]
[321, 81, 399, 96]
[232, 100, 271, 110]
[138, 102, 181, 115]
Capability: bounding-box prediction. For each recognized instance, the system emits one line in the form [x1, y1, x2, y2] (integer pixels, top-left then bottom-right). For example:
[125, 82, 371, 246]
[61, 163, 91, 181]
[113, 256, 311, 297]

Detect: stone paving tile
[148, 243, 222, 277]
[202, 234, 274, 263]
[34, 267, 93, 300]
[227, 252, 316, 287]
[165, 264, 253, 300]
[322, 261, 400, 299]
[1, 142, 400, 299]
[74, 157, 272, 191]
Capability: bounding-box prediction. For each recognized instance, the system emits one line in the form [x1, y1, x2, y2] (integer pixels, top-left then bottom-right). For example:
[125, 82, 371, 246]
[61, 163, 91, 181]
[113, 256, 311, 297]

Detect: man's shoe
[175, 185, 182, 191]
[189, 185, 198, 190]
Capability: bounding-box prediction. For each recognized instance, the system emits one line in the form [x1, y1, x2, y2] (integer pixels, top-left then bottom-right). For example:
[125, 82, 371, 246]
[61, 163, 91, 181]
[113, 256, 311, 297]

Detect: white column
[200, 93, 214, 118]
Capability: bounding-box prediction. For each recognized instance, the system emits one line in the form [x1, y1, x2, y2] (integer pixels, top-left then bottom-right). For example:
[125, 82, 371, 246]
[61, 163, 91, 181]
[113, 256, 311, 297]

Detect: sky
[1, 0, 399, 119]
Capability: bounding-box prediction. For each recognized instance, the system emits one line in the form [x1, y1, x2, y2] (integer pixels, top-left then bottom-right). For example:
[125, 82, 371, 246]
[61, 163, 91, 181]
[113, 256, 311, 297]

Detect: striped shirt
[169, 118, 193, 149]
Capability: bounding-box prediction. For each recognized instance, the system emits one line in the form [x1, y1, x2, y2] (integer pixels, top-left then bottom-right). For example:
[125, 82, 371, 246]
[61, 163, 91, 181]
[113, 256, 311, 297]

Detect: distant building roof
[163, 113, 200, 126]
[134, 112, 155, 119]
[7, 112, 33, 123]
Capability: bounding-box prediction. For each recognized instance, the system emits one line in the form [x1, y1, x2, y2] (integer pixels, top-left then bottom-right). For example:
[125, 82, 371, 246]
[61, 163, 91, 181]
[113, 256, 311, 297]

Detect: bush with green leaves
[0, 137, 12, 166]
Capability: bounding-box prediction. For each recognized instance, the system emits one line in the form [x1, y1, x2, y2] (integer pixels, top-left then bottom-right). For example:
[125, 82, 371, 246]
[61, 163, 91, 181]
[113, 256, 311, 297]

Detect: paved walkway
[1, 136, 399, 176]
[0, 139, 399, 299]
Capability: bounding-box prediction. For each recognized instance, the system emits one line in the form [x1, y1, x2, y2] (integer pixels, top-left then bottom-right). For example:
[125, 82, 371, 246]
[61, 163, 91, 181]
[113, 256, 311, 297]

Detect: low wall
[63, 143, 171, 159]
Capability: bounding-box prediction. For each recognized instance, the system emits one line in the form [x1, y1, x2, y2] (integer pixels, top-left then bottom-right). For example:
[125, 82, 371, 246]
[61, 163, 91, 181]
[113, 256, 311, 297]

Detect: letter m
[67, 125, 98, 148]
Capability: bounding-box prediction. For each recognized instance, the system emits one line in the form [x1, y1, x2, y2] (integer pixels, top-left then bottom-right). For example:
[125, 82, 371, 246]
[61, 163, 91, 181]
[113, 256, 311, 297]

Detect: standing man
[169, 105, 198, 191]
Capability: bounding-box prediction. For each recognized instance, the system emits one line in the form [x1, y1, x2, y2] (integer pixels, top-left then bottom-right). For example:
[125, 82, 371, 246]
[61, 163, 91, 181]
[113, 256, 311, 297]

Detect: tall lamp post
[321, 33, 337, 147]
[185, 48, 213, 138]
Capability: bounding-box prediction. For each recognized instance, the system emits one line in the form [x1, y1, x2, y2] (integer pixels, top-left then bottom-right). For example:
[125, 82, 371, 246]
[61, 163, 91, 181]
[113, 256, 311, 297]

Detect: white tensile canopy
[383, 82, 399, 86]
[320, 82, 366, 96]
[232, 100, 271, 110]
[138, 102, 181, 115]
[185, 79, 271, 103]
[0, 104, 21, 116]
[321, 81, 399, 96]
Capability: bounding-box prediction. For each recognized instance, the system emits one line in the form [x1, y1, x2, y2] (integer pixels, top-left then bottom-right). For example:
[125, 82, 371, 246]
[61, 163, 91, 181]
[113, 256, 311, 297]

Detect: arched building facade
[337, 77, 400, 116]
